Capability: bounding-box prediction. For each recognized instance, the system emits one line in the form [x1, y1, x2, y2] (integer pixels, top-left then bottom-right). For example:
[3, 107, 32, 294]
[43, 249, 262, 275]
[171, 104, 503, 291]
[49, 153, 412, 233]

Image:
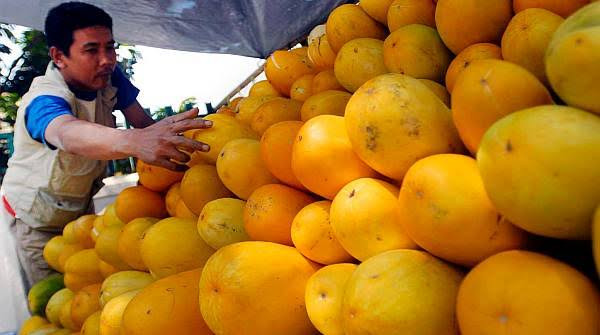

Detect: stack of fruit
[21, 0, 600, 334]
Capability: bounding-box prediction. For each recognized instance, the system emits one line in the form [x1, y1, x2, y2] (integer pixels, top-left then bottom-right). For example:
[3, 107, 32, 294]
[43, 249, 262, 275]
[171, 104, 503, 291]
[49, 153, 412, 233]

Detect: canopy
[0, 0, 349, 58]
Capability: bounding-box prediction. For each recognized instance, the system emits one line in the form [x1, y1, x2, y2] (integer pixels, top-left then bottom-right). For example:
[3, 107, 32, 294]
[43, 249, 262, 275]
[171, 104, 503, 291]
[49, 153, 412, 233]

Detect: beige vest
[3, 63, 117, 230]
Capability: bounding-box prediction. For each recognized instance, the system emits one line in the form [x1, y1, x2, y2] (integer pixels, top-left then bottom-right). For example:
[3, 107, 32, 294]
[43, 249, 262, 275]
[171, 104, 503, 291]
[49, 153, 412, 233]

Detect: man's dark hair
[45, 2, 113, 56]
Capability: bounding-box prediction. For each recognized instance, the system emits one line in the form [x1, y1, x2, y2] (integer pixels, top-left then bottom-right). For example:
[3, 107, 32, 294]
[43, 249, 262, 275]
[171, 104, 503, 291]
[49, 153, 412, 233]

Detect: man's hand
[128, 108, 212, 170]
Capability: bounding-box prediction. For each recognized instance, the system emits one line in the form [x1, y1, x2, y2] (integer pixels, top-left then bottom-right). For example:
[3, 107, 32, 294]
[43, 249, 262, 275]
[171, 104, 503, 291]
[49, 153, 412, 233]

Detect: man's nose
[99, 49, 116, 67]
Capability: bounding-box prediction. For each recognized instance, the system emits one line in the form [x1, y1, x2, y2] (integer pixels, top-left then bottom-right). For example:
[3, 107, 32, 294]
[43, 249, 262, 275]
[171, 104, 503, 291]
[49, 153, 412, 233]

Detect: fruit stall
[3, 0, 600, 334]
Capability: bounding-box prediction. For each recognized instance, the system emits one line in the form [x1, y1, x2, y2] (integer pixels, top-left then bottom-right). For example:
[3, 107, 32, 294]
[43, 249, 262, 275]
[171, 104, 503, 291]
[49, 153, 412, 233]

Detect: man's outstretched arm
[44, 108, 211, 170]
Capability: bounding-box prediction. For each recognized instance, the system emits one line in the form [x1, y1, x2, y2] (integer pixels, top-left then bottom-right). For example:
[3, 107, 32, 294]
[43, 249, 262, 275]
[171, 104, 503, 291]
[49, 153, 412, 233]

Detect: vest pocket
[29, 188, 89, 230]
[49, 152, 104, 198]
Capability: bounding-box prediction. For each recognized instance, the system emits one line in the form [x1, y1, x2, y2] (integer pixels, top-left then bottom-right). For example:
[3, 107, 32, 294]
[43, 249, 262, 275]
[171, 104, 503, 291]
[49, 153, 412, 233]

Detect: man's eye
[107, 44, 116, 51]
[85, 48, 98, 54]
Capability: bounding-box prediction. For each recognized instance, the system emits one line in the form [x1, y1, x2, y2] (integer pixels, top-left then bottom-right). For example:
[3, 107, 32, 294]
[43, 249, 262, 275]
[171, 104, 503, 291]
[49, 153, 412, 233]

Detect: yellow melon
[117, 217, 159, 271]
[19, 316, 50, 335]
[292, 115, 378, 199]
[46, 288, 74, 326]
[136, 160, 183, 192]
[330, 178, 417, 261]
[94, 225, 131, 271]
[102, 204, 123, 227]
[312, 69, 345, 94]
[121, 269, 213, 335]
[114, 186, 166, 224]
[164, 182, 181, 217]
[80, 311, 100, 335]
[198, 241, 319, 335]
[249, 80, 282, 98]
[291, 200, 354, 265]
[501, 8, 564, 86]
[63, 249, 103, 292]
[235, 95, 277, 126]
[90, 216, 105, 244]
[99, 290, 138, 335]
[244, 184, 315, 246]
[290, 74, 314, 102]
[477, 105, 600, 239]
[305, 263, 357, 335]
[452, 59, 553, 154]
[514, 0, 590, 17]
[359, 0, 395, 24]
[260, 121, 306, 190]
[265, 50, 317, 96]
[99, 271, 154, 307]
[197, 198, 249, 250]
[71, 284, 101, 330]
[435, 0, 513, 54]
[383, 24, 452, 82]
[174, 199, 198, 220]
[179, 164, 233, 215]
[44, 236, 68, 273]
[62, 215, 96, 249]
[398, 154, 528, 266]
[343, 250, 463, 334]
[457, 250, 600, 335]
[300, 90, 351, 121]
[57, 244, 85, 275]
[418, 79, 450, 107]
[98, 261, 118, 279]
[593, 205, 600, 278]
[58, 299, 77, 330]
[387, 0, 436, 32]
[140, 217, 214, 278]
[546, 2, 600, 114]
[326, 4, 387, 52]
[250, 97, 303, 136]
[345, 73, 463, 181]
[216, 139, 279, 199]
[334, 38, 388, 93]
[307, 36, 336, 71]
[191, 113, 259, 164]
[445, 43, 502, 93]
[227, 97, 243, 110]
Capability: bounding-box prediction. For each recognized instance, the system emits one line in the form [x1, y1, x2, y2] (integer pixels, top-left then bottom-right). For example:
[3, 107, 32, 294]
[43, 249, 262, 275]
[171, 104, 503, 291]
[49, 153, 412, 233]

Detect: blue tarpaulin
[0, 0, 350, 58]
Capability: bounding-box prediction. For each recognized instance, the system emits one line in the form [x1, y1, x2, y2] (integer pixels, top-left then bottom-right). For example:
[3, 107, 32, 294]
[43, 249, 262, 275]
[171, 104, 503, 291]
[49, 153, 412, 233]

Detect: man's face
[53, 26, 117, 91]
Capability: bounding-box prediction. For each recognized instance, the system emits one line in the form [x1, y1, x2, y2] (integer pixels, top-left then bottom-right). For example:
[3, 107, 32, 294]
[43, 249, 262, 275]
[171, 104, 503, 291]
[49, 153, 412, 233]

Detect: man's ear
[49, 46, 67, 69]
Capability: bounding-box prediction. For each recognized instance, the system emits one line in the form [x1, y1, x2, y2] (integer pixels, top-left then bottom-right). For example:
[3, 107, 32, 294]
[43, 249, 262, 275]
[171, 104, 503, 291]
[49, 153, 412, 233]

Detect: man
[0, 2, 211, 287]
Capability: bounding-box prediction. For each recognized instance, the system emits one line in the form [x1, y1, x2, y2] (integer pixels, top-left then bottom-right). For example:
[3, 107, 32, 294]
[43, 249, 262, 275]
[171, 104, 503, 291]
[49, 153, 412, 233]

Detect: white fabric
[0, 203, 29, 334]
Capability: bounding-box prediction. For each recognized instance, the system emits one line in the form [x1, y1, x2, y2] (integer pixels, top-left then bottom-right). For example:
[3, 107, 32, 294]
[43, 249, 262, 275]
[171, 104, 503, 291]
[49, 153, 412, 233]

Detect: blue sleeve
[25, 95, 73, 149]
[111, 66, 140, 110]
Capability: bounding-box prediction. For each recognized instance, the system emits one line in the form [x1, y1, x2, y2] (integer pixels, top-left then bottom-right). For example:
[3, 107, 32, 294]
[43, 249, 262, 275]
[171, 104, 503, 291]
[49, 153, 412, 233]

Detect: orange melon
[114, 186, 166, 224]
[445, 43, 502, 93]
[216, 138, 279, 200]
[326, 4, 387, 52]
[136, 160, 183, 192]
[435, 0, 513, 54]
[452, 59, 553, 153]
[387, 0, 436, 32]
[292, 115, 378, 199]
[334, 38, 388, 93]
[260, 121, 306, 190]
[243, 184, 315, 246]
[457, 250, 600, 335]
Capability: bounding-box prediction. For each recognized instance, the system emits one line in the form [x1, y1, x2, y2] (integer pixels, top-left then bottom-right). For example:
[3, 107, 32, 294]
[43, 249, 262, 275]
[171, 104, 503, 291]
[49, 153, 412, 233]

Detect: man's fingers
[164, 147, 191, 164]
[150, 158, 181, 171]
[172, 118, 212, 133]
[171, 135, 210, 153]
[169, 107, 199, 122]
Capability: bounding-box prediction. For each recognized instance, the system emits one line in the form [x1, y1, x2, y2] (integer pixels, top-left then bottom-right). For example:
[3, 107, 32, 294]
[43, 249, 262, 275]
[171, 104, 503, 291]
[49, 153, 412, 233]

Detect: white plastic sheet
[0, 206, 29, 334]
[0, 0, 350, 58]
